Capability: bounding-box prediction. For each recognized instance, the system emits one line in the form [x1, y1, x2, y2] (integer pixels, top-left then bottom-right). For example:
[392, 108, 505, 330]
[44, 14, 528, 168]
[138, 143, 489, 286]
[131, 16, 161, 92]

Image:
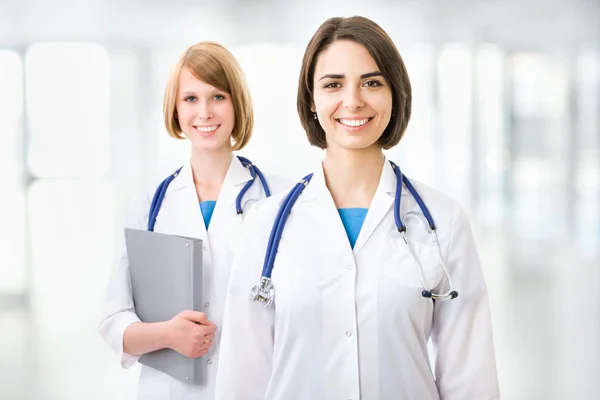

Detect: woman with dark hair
[216, 16, 499, 400]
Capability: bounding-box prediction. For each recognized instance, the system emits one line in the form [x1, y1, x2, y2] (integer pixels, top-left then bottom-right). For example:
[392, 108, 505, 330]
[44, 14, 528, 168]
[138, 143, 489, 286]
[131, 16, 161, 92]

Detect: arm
[215, 206, 276, 399]
[432, 204, 500, 399]
[97, 195, 148, 368]
[122, 321, 171, 356]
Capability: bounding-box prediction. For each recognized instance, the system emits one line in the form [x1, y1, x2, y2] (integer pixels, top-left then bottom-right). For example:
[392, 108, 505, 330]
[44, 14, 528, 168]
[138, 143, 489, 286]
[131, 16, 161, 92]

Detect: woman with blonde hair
[99, 41, 290, 399]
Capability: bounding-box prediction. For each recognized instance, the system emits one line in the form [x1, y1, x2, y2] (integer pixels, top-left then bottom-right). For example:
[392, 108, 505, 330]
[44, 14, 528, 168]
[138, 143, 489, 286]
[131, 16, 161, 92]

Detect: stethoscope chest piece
[249, 277, 275, 308]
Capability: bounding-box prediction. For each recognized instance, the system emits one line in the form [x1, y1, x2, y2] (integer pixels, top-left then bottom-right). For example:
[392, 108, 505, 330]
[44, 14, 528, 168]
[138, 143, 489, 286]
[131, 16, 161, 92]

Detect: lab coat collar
[353, 156, 406, 254]
[217, 154, 255, 211]
[167, 155, 253, 236]
[298, 154, 407, 254]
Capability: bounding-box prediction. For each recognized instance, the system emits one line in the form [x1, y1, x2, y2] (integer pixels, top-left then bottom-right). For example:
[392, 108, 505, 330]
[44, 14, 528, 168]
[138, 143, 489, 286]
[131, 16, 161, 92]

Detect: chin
[336, 138, 379, 151]
[191, 139, 229, 152]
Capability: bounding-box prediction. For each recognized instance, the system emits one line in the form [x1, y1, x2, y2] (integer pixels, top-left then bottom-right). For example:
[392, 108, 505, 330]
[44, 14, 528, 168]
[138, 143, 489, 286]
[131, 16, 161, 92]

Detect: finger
[195, 342, 212, 356]
[202, 332, 216, 345]
[197, 348, 209, 358]
[196, 325, 217, 336]
[180, 310, 207, 324]
[192, 333, 212, 348]
[191, 347, 209, 359]
[199, 317, 216, 327]
[194, 314, 215, 326]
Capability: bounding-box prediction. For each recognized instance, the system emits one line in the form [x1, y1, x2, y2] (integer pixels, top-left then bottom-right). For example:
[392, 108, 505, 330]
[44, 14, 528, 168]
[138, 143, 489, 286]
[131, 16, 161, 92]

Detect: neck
[322, 146, 385, 208]
[189, 147, 233, 186]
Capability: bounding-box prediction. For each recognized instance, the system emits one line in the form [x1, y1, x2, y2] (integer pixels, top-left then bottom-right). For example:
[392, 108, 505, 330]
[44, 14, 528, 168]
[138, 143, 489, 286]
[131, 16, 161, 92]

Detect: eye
[184, 96, 197, 102]
[324, 82, 341, 89]
[363, 80, 383, 88]
[213, 94, 226, 101]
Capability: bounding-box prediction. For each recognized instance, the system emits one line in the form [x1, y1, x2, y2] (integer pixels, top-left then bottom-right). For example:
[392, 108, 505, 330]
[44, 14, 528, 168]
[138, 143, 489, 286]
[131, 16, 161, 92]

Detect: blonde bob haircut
[163, 41, 253, 151]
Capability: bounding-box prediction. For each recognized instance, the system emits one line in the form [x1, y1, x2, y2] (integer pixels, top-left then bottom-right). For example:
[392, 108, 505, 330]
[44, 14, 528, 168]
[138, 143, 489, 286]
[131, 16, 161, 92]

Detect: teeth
[338, 118, 370, 127]
[196, 125, 218, 133]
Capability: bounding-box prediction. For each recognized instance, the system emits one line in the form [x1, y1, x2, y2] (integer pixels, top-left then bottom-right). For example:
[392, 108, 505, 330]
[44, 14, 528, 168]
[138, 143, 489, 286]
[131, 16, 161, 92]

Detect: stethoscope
[147, 156, 271, 231]
[249, 160, 458, 308]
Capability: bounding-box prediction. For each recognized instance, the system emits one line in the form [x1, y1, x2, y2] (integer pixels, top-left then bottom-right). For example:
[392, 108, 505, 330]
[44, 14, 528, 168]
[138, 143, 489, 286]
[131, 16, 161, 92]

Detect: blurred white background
[0, 0, 599, 399]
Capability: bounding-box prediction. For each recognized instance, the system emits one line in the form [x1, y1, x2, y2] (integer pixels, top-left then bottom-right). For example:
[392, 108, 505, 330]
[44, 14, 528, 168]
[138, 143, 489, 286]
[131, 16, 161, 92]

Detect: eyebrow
[179, 90, 225, 97]
[318, 71, 383, 81]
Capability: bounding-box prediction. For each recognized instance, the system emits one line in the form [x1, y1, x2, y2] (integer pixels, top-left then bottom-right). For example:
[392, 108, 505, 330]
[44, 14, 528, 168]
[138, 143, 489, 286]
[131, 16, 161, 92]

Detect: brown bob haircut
[164, 41, 253, 151]
[297, 16, 412, 149]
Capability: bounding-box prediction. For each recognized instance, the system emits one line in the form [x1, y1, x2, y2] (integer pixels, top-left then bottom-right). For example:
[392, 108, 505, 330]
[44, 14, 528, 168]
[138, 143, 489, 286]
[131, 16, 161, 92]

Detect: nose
[196, 100, 213, 121]
[343, 86, 364, 110]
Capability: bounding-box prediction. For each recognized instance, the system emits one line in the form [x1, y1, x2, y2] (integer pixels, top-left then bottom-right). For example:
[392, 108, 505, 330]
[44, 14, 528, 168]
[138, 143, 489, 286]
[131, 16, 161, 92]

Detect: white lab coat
[215, 157, 500, 400]
[98, 155, 292, 400]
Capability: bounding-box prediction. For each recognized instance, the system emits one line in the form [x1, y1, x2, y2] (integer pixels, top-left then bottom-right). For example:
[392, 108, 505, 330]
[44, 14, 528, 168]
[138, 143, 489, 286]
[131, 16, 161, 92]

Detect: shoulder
[246, 189, 291, 225]
[238, 183, 303, 247]
[406, 179, 470, 230]
[262, 173, 297, 196]
[229, 189, 292, 257]
[123, 171, 177, 230]
[235, 154, 296, 196]
[408, 180, 459, 212]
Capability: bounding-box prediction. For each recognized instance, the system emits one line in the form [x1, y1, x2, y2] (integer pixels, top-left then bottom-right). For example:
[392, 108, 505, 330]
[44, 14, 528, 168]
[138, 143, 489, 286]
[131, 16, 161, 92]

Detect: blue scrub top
[337, 208, 368, 249]
[200, 201, 217, 229]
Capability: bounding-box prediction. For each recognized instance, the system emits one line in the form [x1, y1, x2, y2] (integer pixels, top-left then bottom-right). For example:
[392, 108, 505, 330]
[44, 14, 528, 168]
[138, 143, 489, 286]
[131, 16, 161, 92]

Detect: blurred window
[25, 43, 110, 178]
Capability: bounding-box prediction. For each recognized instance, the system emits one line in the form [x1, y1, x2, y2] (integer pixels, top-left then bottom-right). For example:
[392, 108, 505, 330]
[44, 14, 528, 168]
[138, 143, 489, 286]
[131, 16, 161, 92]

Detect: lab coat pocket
[270, 251, 318, 314]
[269, 238, 311, 282]
[387, 238, 444, 291]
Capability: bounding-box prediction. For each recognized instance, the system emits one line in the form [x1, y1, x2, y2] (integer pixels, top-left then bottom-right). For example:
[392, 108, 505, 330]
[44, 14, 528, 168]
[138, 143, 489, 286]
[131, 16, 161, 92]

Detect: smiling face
[311, 39, 393, 152]
[175, 66, 235, 152]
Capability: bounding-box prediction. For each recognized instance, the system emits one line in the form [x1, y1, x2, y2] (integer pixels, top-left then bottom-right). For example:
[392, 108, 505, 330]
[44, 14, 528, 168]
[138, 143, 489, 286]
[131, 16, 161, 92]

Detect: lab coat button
[203, 245, 208, 251]
[205, 302, 210, 308]
[346, 331, 352, 337]
[207, 359, 212, 365]
[347, 264, 353, 270]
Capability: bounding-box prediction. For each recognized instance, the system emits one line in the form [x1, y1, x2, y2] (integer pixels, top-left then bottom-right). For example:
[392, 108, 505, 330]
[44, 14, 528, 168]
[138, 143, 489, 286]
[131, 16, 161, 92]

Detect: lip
[194, 125, 220, 137]
[335, 117, 374, 132]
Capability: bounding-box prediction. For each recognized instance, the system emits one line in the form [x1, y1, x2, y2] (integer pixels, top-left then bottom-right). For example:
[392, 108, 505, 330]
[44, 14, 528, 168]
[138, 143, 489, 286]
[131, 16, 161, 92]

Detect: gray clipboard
[124, 228, 204, 385]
